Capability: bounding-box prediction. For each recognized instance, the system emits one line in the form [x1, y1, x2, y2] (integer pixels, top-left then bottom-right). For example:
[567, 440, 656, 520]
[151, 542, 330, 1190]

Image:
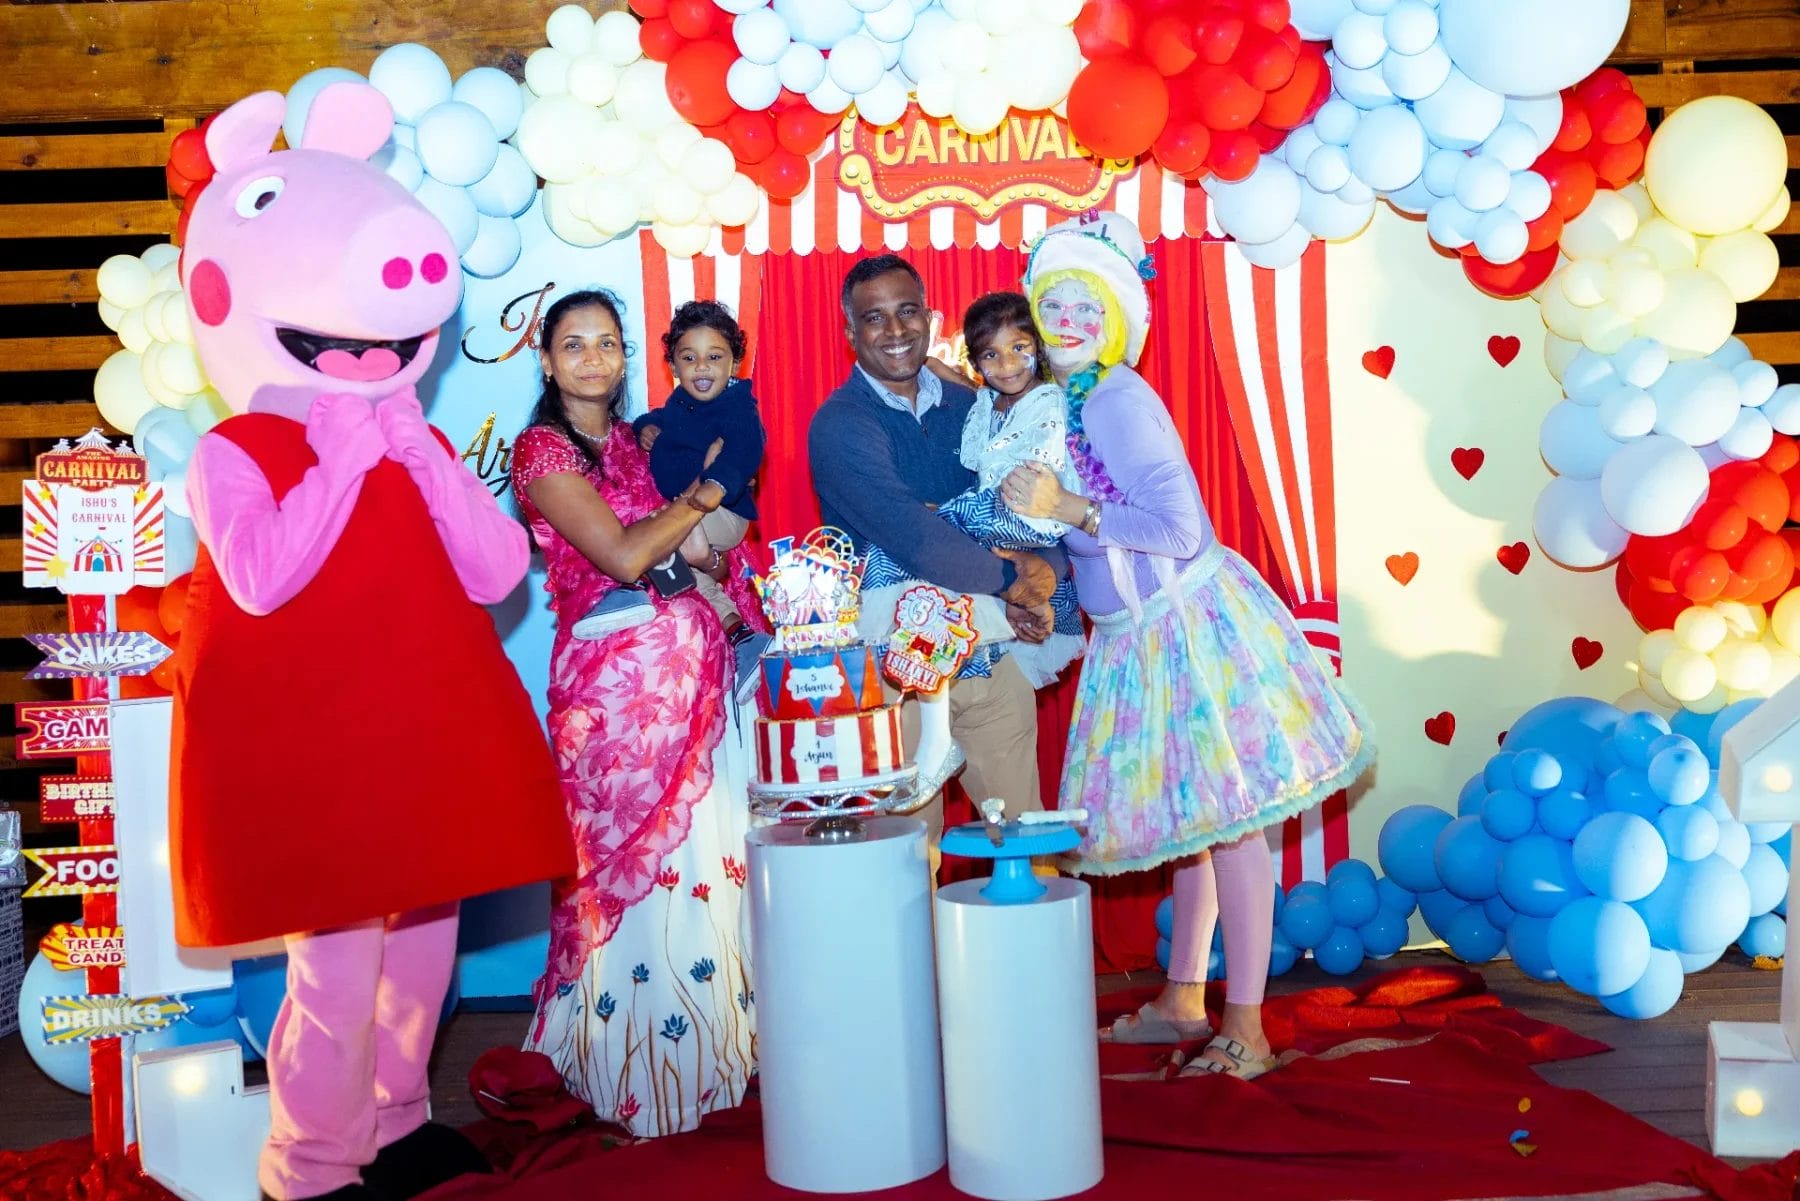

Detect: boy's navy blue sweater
[633, 378, 765, 520]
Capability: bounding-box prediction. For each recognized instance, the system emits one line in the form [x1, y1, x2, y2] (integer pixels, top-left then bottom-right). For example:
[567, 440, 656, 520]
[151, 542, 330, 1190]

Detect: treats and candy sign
[836, 105, 1132, 223]
[884, 585, 977, 693]
[21, 430, 166, 595]
[754, 528, 866, 652]
[40, 923, 127, 971]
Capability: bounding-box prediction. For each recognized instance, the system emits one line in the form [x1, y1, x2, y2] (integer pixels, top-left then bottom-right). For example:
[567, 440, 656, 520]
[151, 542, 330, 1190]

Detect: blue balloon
[1483, 894, 1516, 931]
[232, 952, 290, 1058]
[1633, 854, 1752, 955]
[1212, 922, 1224, 951]
[1511, 750, 1564, 797]
[1154, 893, 1175, 939]
[1417, 887, 1465, 937]
[1208, 946, 1225, 980]
[1716, 820, 1752, 869]
[1677, 946, 1726, 973]
[1481, 788, 1536, 841]
[1536, 787, 1593, 841]
[1270, 930, 1299, 977]
[1667, 707, 1714, 748]
[17, 953, 95, 1094]
[1648, 743, 1710, 806]
[1548, 898, 1652, 996]
[1155, 935, 1171, 972]
[1701, 777, 1732, 822]
[1328, 858, 1378, 892]
[179, 985, 239, 1028]
[1272, 883, 1287, 923]
[1611, 712, 1673, 770]
[1572, 812, 1668, 902]
[1435, 816, 1503, 900]
[1501, 696, 1622, 766]
[1775, 830, 1792, 865]
[1443, 904, 1505, 963]
[1280, 892, 1334, 950]
[1657, 804, 1720, 862]
[1327, 861, 1380, 928]
[1742, 843, 1788, 916]
[1705, 698, 1765, 765]
[1378, 805, 1453, 893]
[1376, 876, 1418, 918]
[1600, 946, 1683, 1019]
[1498, 834, 1589, 917]
[1359, 909, 1408, 958]
[1746, 820, 1789, 845]
[1457, 777, 1487, 817]
[1483, 753, 1519, 792]
[1506, 915, 1559, 981]
[1602, 768, 1664, 822]
[1739, 912, 1786, 959]
[1314, 925, 1366, 975]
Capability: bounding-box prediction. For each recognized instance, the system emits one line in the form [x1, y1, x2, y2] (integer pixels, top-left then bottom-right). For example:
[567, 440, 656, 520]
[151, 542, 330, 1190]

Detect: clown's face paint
[1035, 278, 1106, 377]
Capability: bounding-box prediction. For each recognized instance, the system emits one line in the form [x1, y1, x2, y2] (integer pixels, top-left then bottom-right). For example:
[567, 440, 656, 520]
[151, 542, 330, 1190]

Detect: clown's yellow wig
[1027, 267, 1129, 370]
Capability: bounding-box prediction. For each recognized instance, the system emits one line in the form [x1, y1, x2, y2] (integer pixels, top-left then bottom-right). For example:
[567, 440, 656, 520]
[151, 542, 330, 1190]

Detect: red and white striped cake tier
[755, 707, 905, 792]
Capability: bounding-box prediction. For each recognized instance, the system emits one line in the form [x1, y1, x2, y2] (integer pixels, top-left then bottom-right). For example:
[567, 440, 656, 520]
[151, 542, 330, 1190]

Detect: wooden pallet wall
[0, 1, 1796, 827]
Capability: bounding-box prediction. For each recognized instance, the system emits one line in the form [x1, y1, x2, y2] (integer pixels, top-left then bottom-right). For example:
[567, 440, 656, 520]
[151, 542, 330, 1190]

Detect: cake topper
[753, 527, 866, 651]
[883, 584, 978, 692]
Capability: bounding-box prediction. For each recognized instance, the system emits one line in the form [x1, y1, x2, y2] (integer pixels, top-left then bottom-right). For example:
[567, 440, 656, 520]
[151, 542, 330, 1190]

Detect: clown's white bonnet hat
[1022, 210, 1155, 367]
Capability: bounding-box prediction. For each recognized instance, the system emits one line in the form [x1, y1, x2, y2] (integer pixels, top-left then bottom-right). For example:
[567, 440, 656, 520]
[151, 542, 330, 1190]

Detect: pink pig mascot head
[182, 83, 460, 417]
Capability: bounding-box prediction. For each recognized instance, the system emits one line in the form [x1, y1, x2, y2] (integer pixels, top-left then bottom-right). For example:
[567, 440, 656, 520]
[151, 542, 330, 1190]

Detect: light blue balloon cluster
[1151, 857, 1419, 980]
[132, 406, 203, 579]
[287, 48, 536, 279]
[1376, 694, 1788, 1019]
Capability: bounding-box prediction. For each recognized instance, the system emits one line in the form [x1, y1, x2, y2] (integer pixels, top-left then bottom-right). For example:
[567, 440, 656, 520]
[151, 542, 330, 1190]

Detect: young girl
[574, 300, 769, 690]
[863, 292, 1084, 690]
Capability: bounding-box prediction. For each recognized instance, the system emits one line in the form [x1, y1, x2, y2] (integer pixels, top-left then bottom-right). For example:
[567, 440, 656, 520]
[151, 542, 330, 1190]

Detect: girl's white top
[960, 381, 1082, 539]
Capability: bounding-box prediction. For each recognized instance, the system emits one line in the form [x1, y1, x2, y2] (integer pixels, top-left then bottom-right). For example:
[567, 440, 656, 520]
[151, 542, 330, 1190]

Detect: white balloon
[857, 70, 911, 127]
[977, 0, 1029, 33]
[1651, 359, 1741, 447]
[414, 101, 499, 187]
[1313, 98, 1361, 146]
[1503, 171, 1552, 222]
[1291, 0, 1356, 40]
[1453, 154, 1510, 212]
[1412, 67, 1504, 150]
[369, 44, 452, 124]
[777, 42, 829, 93]
[1383, 43, 1452, 101]
[1600, 433, 1709, 536]
[916, 69, 957, 119]
[97, 254, 154, 309]
[589, 10, 643, 65]
[865, 0, 918, 42]
[1346, 103, 1427, 191]
[1534, 475, 1630, 569]
[1596, 384, 1657, 440]
[544, 4, 596, 55]
[727, 58, 783, 110]
[940, 20, 992, 74]
[1334, 12, 1390, 70]
[462, 214, 523, 278]
[284, 67, 367, 149]
[1426, 197, 1478, 249]
[773, 0, 864, 48]
[735, 9, 793, 65]
[828, 35, 887, 94]
[1384, 0, 1439, 53]
[414, 177, 479, 254]
[1718, 407, 1775, 462]
[1209, 156, 1305, 245]
[1002, 27, 1081, 111]
[1541, 400, 1623, 480]
[1438, 0, 1629, 98]
[467, 144, 537, 217]
[1235, 223, 1315, 270]
[1734, 359, 1779, 409]
[951, 73, 1009, 137]
[1765, 385, 1800, 436]
[453, 67, 526, 140]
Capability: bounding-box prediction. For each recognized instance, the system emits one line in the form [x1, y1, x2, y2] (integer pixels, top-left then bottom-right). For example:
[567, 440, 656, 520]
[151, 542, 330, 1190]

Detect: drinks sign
[836, 104, 1134, 222]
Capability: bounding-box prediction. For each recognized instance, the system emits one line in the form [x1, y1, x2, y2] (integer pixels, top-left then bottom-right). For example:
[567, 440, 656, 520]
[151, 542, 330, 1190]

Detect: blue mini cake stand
[938, 820, 1082, 904]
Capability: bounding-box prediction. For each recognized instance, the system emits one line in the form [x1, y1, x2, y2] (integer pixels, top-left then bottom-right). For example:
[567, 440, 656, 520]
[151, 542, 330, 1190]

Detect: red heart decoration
[1361, 346, 1395, 379]
[1571, 637, 1603, 670]
[1487, 335, 1520, 367]
[1497, 542, 1530, 575]
[1451, 447, 1485, 481]
[1385, 551, 1420, 586]
[1425, 711, 1456, 746]
[1497, 730, 1508, 747]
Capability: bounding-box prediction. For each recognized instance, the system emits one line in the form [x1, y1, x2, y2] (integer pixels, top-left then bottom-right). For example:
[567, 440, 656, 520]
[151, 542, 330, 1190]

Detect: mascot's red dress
[172, 82, 572, 1201]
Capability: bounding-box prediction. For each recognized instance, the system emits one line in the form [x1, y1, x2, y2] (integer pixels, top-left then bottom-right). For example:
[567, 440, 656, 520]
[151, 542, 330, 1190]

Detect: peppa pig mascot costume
[171, 83, 573, 1201]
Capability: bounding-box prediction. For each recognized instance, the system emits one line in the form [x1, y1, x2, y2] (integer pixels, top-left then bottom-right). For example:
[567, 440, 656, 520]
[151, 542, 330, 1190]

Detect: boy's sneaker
[728, 626, 772, 700]
[572, 586, 655, 640]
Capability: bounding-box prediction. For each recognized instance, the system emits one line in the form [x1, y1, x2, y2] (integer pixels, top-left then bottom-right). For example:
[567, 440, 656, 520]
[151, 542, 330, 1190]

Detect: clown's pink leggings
[1163, 833, 1274, 1005]
[258, 902, 459, 1199]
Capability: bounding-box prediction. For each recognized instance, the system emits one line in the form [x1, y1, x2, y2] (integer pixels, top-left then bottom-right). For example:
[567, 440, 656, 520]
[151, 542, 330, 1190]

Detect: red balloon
[725, 110, 777, 165]
[1592, 89, 1647, 144]
[1206, 129, 1261, 181]
[117, 585, 172, 645]
[639, 17, 683, 63]
[1524, 209, 1564, 253]
[158, 574, 191, 638]
[1765, 435, 1800, 477]
[1538, 154, 1596, 218]
[1674, 549, 1731, 603]
[1244, 0, 1292, 33]
[1245, 119, 1288, 153]
[1461, 243, 1557, 299]
[1626, 577, 1693, 633]
[1574, 66, 1631, 106]
[665, 39, 738, 128]
[1144, 15, 1198, 76]
[1068, 54, 1171, 160]
[1073, 0, 1137, 57]
[1187, 63, 1261, 132]
[667, 0, 717, 39]
[1257, 42, 1328, 129]
[168, 128, 212, 184]
[1152, 119, 1212, 175]
[775, 105, 839, 157]
[1592, 138, 1645, 189]
[1233, 26, 1297, 92]
[1551, 104, 1593, 154]
[762, 148, 810, 200]
[629, 0, 669, 16]
[1193, 11, 1245, 65]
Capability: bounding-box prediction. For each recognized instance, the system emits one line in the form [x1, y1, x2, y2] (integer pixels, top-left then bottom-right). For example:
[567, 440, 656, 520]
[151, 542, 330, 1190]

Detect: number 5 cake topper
[884, 584, 977, 693]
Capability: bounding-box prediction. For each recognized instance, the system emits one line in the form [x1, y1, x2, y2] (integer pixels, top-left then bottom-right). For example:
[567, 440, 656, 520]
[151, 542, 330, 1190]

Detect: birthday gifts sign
[39, 775, 116, 824]
[21, 431, 165, 595]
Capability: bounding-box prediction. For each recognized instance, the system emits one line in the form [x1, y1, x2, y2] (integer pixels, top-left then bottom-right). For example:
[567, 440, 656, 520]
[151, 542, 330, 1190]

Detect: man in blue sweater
[808, 255, 1062, 840]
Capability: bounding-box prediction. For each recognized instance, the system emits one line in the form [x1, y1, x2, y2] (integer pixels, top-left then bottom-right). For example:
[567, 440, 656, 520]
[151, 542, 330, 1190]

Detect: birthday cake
[750, 529, 907, 795]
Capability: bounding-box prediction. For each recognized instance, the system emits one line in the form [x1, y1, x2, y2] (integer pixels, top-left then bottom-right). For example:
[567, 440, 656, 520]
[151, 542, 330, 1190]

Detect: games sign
[14, 701, 111, 759]
[836, 104, 1134, 222]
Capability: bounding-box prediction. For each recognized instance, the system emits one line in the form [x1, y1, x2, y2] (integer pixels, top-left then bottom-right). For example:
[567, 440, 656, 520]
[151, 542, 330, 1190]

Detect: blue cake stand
[938, 821, 1081, 905]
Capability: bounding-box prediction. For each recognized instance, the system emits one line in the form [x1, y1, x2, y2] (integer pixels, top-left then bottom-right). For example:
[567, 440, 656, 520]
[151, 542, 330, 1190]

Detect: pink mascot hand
[306, 392, 388, 478]
[373, 391, 531, 605]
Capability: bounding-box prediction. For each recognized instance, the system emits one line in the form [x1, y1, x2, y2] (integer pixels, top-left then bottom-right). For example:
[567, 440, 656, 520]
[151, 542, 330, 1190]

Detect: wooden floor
[0, 948, 1785, 1163]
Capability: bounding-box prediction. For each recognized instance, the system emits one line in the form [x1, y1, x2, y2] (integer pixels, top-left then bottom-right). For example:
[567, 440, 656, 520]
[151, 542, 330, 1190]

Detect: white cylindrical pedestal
[747, 816, 945, 1193]
[935, 876, 1103, 1201]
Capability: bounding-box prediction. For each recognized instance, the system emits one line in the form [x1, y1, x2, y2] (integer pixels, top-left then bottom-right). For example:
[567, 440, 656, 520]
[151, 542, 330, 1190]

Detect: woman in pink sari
[511, 289, 765, 1136]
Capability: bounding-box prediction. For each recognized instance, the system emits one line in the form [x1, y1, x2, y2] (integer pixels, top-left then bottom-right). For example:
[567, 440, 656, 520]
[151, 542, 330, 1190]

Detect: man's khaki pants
[889, 653, 1042, 845]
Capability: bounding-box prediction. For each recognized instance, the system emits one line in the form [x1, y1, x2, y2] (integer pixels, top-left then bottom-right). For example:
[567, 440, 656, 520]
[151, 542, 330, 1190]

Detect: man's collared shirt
[857, 363, 943, 421]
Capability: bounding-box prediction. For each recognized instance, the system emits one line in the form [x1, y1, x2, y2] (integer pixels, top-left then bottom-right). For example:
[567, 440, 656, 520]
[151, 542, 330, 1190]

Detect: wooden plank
[0, 602, 72, 639]
[1770, 202, 1800, 237]
[0, 468, 33, 498]
[0, 672, 67, 706]
[1790, 135, 1799, 170]
[1742, 331, 1800, 366]
[0, 402, 111, 439]
[1630, 69, 1800, 109]
[1614, 0, 1670, 62]
[0, 336, 115, 373]
[0, 130, 175, 171]
[0, 0, 604, 124]
[1663, 0, 1800, 62]
[1765, 267, 1800, 304]
[0, 270, 99, 307]
[0, 536, 19, 573]
[6, 200, 175, 239]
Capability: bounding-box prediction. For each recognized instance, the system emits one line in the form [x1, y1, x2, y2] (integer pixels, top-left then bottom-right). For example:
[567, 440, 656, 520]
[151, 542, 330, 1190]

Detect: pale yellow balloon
[1686, 679, 1730, 715]
[1715, 601, 1762, 639]
[1766, 645, 1800, 692]
[1538, 279, 1585, 340]
[97, 297, 126, 333]
[1714, 638, 1773, 692]
[1561, 259, 1610, 307]
[1770, 589, 1800, 652]
[1607, 260, 1665, 318]
[140, 345, 187, 407]
[1751, 186, 1791, 235]
[652, 220, 711, 258]
[116, 307, 152, 355]
[1619, 685, 1677, 718]
[1631, 217, 1698, 272]
[1638, 628, 1679, 675]
[156, 342, 207, 396]
[96, 254, 154, 309]
[93, 349, 156, 434]
[1645, 94, 1788, 236]
[1638, 670, 1680, 711]
[1635, 267, 1735, 359]
[541, 180, 610, 247]
[185, 388, 231, 434]
[1699, 229, 1780, 302]
[1560, 189, 1638, 260]
[1617, 181, 1655, 224]
[565, 53, 618, 108]
[524, 46, 573, 99]
[1544, 332, 1581, 381]
[1674, 605, 1728, 653]
[1661, 647, 1719, 703]
[1579, 302, 1633, 354]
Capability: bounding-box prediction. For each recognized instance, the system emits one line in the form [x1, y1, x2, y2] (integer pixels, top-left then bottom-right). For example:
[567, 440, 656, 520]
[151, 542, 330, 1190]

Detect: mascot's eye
[233, 176, 285, 218]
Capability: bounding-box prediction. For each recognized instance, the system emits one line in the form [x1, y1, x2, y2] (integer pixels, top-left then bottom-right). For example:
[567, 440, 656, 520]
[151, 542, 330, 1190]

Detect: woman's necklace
[571, 420, 611, 445]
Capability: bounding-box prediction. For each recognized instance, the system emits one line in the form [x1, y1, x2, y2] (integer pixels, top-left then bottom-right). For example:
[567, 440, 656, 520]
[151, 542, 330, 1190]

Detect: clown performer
[169, 85, 574, 1201]
[1000, 212, 1375, 1078]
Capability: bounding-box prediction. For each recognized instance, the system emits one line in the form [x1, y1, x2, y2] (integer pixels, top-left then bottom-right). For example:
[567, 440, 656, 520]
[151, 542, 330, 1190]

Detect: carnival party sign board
[20, 431, 165, 596]
[39, 775, 116, 824]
